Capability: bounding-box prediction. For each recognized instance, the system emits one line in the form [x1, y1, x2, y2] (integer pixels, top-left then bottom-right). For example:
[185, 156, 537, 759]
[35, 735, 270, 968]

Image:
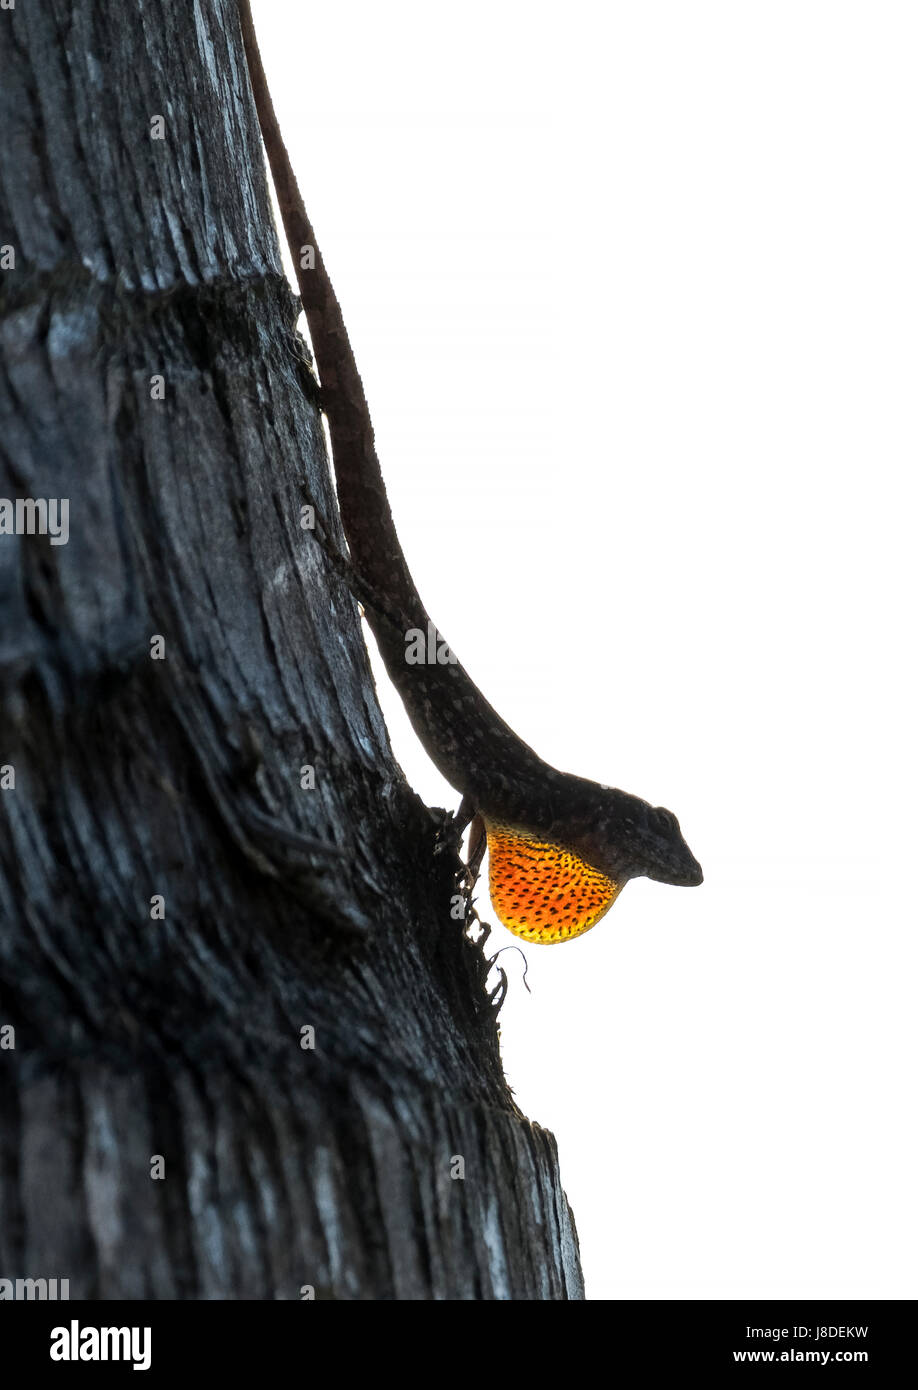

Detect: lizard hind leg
[465, 812, 487, 890]
[484, 818, 623, 944]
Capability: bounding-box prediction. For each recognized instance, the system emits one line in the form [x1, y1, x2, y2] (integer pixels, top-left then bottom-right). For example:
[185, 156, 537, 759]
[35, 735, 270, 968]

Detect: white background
[252, 1, 917, 1299]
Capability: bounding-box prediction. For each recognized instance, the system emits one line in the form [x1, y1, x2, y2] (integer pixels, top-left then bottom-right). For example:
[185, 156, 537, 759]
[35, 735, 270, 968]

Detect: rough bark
[0, 0, 583, 1299]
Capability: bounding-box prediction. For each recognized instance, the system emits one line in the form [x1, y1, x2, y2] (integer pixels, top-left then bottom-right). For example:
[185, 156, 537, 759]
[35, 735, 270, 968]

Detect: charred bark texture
[0, 0, 583, 1299]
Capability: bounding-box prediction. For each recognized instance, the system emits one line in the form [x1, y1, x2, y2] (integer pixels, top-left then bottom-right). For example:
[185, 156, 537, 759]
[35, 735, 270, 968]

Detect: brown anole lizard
[238, 2, 703, 943]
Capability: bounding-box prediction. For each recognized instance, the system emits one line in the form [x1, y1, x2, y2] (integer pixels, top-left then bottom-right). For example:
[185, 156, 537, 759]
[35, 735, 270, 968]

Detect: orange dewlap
[484, 818, 623, 944]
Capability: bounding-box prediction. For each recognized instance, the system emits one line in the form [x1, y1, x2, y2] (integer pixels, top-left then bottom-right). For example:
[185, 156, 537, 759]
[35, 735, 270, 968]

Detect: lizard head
[635, 801, 703, 887]
[585, 788, 703, 889]
[483, 786, 702, 944]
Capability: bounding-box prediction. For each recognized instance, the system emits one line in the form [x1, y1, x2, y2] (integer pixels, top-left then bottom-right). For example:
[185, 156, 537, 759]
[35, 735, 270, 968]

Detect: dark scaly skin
[238, 2, 703, 908]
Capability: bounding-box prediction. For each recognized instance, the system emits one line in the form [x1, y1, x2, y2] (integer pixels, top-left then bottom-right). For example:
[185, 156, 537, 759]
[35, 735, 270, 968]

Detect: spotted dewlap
[484, 819, 623, 943]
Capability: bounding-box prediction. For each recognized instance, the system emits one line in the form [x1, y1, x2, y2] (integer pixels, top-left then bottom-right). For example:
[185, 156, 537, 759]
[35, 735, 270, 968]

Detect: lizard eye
[650, 806, 678, 836]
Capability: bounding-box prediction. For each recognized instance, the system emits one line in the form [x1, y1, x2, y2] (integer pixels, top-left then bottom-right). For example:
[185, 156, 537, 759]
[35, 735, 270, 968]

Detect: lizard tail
[237, 2, 405, 611]
[238, 1, 556, 817]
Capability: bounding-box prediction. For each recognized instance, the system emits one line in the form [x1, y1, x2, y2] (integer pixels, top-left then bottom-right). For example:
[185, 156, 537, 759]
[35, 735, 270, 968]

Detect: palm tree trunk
[0, 0, 583, 1299]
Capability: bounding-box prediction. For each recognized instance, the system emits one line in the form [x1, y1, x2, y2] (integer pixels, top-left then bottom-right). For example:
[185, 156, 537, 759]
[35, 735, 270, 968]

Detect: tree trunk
[0, 0, 583, 1300]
